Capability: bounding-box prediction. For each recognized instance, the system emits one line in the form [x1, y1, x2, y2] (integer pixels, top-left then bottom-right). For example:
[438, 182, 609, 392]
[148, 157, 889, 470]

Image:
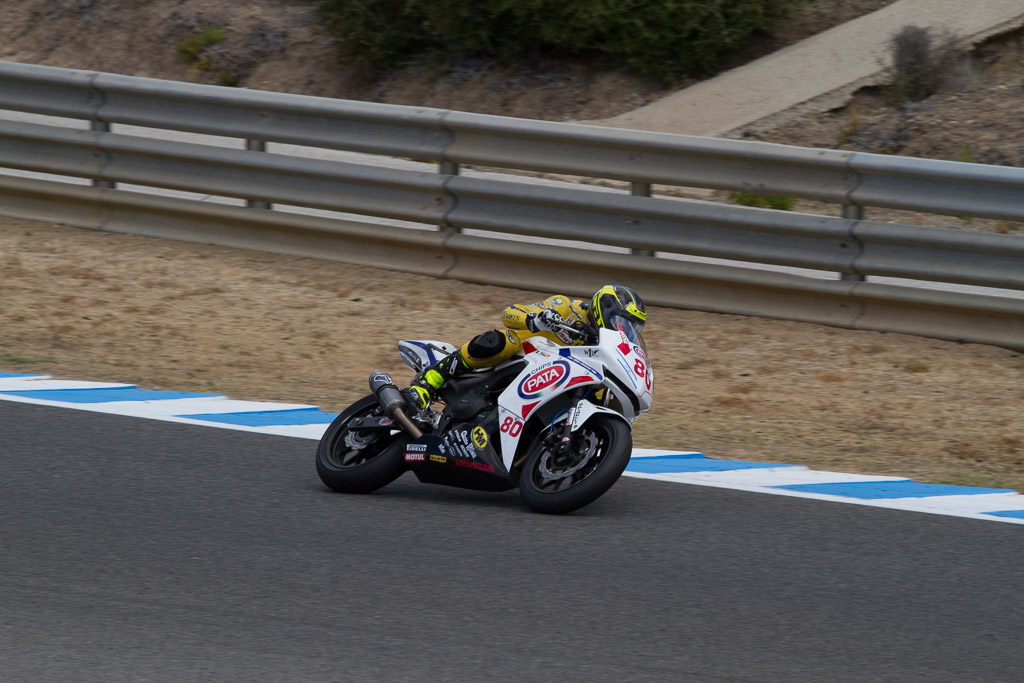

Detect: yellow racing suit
[408, 294, 590, 408]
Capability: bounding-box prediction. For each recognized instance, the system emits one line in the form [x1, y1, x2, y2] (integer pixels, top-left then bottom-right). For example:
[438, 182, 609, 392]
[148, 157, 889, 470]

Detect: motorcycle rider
[404, 284, 647, 411]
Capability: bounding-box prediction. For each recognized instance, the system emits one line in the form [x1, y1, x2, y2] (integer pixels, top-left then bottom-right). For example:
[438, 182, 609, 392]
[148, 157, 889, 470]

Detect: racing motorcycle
[315, 320, 653, 514]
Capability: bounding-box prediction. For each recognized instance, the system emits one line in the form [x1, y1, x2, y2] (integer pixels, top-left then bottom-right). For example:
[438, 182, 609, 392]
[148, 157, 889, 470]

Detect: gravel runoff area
[2, 216, 1022, 492]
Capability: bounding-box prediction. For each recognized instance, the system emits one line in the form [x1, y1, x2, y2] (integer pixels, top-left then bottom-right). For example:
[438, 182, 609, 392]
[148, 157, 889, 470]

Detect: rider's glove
[526, 309, 564, 333]
[403, 386, 432, 412]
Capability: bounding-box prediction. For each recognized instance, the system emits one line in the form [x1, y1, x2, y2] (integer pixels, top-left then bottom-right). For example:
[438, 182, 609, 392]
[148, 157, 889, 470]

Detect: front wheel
[518, 414, 632, 514]
[316, 395, 407, 494]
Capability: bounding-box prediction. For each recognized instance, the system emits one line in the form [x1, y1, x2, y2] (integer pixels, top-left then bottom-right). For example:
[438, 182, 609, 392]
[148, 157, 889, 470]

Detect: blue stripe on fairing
[614, 356, 638, 387]
[180, 409, 340, 426]
[774, 481, 1016, 499]
[0, 371, 48, 378]
[406, 341, 438, 365]
[985, 510, 1024, 519]
[626, 454, 801, 474]
[0, 387, 215, 403]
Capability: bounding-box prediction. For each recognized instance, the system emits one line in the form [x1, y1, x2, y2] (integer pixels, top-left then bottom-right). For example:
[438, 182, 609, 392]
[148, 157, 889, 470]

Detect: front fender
[569, 400, 631, 433]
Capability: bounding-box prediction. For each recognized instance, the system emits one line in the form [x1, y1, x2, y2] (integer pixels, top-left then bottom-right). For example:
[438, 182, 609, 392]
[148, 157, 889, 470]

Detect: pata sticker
[517, 360, 571, 399]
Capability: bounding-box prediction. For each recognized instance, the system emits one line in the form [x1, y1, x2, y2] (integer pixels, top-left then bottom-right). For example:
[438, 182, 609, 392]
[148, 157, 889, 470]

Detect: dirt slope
[1, 0, 895, 122]
[749, 26, 1024, 171]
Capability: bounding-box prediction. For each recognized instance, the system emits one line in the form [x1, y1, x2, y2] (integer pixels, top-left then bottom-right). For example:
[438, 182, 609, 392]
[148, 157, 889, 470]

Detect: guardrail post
[630, 182, 654, 257]
[245, 139, 272, 209]
[90, 121, 116, 189]
[440, 161, 461, 233]
[842, 204, 864, 220]
[841, 204, 866, 282]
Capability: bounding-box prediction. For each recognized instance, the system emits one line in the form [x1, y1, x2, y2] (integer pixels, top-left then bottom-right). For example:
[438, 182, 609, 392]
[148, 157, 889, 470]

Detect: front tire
[518, 414, 632, 514]
[316, 395, 407, 494]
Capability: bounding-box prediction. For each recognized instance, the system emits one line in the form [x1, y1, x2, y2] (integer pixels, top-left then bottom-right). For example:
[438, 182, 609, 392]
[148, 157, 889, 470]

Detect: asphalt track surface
[2, 402, 1022, 683]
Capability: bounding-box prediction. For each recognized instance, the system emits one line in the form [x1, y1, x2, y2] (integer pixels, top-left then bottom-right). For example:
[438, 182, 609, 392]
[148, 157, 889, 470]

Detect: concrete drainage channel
[2, 370, 1023, 525]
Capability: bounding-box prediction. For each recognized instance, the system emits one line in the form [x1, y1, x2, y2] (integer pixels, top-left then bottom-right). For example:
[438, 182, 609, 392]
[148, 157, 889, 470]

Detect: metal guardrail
[0, 61, 1022, 349]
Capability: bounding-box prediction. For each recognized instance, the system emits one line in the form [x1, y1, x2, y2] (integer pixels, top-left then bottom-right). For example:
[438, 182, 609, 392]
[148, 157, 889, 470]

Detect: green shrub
[218, 67, 238, 87]
[882, 25, 960, 106]
[176, 26, 227, 67]
[731, 192, 796, 210]
[954, 143, 977, 164]
[310, 0, 802, 82]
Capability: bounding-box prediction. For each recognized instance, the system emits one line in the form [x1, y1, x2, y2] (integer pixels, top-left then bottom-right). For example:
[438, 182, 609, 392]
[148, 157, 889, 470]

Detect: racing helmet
[588, 284, 646, 344]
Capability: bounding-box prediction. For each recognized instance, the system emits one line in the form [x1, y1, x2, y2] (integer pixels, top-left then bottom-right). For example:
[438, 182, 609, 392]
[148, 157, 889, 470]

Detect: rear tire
[518, 414, 632, 514]
[316, 395, 407, 494]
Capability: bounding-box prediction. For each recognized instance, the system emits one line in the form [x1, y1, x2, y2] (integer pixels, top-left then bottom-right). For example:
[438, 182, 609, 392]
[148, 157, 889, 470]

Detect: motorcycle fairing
[495, 335, 607, 472]
[594, 329, 654, 413]
[402, 425, 513, 492]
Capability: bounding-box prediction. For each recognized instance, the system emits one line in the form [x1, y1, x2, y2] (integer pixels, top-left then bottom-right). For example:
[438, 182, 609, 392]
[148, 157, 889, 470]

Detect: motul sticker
[404, 452, 425, 462]
[517, 360, 571, 399]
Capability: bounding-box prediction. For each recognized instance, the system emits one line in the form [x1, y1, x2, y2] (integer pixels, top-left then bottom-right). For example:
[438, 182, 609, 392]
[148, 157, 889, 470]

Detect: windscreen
[609, 313, 645, 348]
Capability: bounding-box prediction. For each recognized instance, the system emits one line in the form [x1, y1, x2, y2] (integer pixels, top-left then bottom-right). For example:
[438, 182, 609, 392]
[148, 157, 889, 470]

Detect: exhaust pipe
[369, 370, 423, 438]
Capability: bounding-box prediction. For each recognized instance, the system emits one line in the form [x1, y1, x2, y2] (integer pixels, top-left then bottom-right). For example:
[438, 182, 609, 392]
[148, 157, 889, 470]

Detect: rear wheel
[518, 414, 632, 514]
[316, 395, 407, 494]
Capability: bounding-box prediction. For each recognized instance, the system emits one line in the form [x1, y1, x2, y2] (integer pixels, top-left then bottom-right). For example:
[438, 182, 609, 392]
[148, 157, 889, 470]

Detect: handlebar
[554, 321, 599, 341]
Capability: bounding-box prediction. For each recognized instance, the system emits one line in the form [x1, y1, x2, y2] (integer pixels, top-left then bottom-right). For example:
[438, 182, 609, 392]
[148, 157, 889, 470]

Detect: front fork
[557, 389, 587, 455]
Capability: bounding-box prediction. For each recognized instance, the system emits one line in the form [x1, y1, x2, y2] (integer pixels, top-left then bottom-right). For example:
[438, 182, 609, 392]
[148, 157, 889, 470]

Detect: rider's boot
[403, 350, 470, 411]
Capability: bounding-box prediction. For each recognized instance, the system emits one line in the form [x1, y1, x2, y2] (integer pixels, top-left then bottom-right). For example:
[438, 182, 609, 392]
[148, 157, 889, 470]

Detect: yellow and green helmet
[588, 284, 647, 342]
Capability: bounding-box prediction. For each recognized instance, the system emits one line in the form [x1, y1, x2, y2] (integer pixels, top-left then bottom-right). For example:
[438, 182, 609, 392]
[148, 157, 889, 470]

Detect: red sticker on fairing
[521, 401, 540, 418]
[565, 375, 595, 389]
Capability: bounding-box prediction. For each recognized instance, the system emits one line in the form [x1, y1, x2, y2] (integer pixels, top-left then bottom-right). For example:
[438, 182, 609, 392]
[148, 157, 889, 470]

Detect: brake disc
[539, 432, 598, 480]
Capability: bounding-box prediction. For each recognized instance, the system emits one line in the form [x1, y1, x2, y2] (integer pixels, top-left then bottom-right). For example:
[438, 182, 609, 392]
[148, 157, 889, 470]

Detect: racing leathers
[405, 295, 590, 411]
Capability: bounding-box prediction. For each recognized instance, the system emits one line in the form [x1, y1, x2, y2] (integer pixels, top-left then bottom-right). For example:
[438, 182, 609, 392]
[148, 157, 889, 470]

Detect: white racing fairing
[495, 328, 653, 472]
